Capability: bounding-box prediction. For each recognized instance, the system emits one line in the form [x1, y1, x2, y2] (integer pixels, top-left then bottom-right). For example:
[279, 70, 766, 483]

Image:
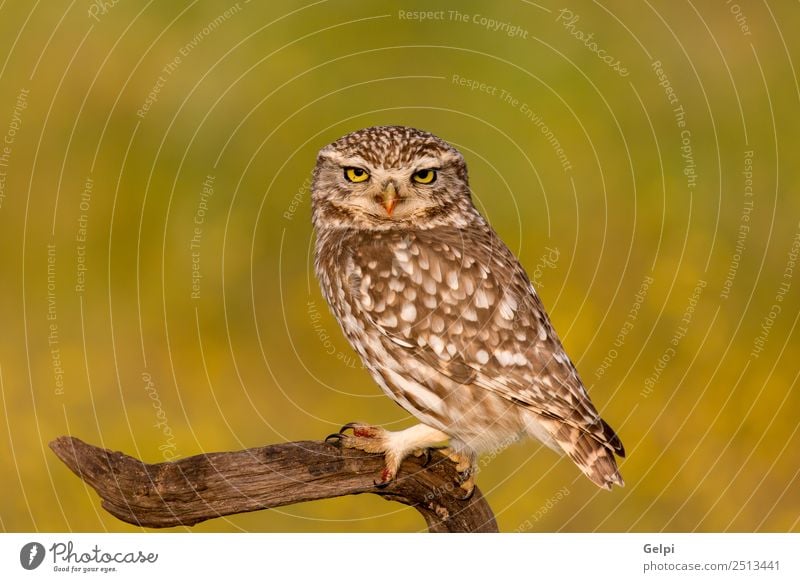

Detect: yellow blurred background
[0, 1, 798, 532]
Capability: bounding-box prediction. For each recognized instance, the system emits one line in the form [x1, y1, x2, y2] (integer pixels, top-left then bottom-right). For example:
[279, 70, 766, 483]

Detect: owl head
[311, 126, 479, 231]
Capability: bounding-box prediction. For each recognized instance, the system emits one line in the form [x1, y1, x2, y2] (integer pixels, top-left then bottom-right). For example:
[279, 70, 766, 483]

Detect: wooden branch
[49, 436, 497, 533]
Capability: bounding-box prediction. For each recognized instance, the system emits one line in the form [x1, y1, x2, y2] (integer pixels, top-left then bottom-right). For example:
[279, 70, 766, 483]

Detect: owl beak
[381, 182, 398, 216]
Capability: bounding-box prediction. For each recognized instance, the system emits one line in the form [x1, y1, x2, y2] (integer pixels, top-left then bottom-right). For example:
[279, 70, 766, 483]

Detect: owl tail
[540, 417, 625, 490]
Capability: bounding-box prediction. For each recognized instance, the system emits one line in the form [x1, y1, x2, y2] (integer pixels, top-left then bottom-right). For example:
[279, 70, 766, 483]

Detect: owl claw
[413, 448, 432, 467]
[325, 423, 384, 447]
[453, 476, 476, 500]
[440, 447, 476, 500]
[325, 422, 397, 485]
[373, 466, 396, 488]
[326, 422, 452, 491]
[326, 429, 390, 484]
[326, 422, 387, 445]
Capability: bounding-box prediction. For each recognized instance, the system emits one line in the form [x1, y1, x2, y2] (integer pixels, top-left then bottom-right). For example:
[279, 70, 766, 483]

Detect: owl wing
[348, 226, 624, 460]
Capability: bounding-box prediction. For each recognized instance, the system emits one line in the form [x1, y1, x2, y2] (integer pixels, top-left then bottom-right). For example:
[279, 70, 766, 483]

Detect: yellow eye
[344, 167, 369, 183]
[412, 169, 437, 184]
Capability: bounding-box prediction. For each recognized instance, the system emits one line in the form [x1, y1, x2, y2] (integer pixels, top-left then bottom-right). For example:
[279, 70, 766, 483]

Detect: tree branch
[49, 436, 497, 533]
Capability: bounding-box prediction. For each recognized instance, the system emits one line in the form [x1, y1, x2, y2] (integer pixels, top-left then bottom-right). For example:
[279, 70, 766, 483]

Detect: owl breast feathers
[312, 125, 624, 490]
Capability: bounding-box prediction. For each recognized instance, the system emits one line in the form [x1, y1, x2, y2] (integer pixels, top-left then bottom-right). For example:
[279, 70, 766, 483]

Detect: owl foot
[412, 447, 432, 467]
[440, 447, 476, 500]
[325, 422, 448, 487]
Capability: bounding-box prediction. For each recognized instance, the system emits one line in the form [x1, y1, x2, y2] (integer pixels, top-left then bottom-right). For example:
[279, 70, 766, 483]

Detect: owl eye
[412, 169, 437, 184]
[344, 167, 369, 183]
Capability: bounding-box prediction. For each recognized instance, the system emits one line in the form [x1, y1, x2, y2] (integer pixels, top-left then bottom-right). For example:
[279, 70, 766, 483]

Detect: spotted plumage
[312, 125, 624, 491]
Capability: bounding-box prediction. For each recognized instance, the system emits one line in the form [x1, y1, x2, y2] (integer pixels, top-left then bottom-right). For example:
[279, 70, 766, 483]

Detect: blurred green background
[0, 1, 798, 532]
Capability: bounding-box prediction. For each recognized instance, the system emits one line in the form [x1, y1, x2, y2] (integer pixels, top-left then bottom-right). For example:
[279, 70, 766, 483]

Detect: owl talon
[453, 476, 476, 500]
[413, 448, 432, 467]
[441, 447, 473, 473]
[373, 465, 397, 488]
[327, 423, 450, 489]
[439, 447, 476, 499]
[325, 433, 345, 443]
[338, 422, 385, 440]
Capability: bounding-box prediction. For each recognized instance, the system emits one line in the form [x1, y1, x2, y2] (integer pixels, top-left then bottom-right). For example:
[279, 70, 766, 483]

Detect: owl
[312, 125, 624, 496]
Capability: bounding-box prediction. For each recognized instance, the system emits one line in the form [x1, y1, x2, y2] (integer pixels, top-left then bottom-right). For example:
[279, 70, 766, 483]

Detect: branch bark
[49, 436, 497, 533]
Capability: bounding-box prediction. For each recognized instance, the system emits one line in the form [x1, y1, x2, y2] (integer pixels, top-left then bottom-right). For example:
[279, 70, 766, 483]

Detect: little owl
[313, 125, 624, 496]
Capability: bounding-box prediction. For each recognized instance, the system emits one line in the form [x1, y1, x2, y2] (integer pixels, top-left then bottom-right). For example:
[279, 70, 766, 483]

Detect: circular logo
[19, 542, 45, 570]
